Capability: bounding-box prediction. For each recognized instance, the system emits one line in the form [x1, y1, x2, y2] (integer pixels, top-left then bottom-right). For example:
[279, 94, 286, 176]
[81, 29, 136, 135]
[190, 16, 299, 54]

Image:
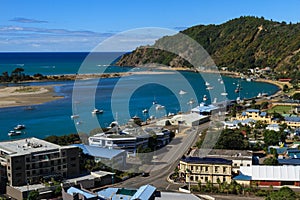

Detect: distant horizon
[1, 0, 300, 52]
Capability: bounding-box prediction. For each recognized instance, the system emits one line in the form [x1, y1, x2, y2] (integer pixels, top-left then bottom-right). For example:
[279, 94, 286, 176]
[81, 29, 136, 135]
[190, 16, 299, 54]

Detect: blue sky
[1, 0, 300, 52]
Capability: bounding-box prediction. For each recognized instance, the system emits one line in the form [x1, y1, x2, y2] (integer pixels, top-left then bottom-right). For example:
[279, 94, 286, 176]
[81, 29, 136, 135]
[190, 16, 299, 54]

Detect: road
[113, 122, 210, 191]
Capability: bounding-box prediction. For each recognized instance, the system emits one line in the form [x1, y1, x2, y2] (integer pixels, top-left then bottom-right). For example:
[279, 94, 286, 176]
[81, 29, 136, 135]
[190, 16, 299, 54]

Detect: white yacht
[91, 108, 104, 114]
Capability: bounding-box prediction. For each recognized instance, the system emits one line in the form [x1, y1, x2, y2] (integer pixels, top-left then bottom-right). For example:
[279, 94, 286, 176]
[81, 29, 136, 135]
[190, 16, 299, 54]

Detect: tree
[263, 130, 285, 146]
[27, 190, 39, 200]
[263, 157, 278, 165]
[292, 92, 300, 100]
[215, 129, 249, 150]
[266, 186, 296, 200]
[283, 84, 289, 93]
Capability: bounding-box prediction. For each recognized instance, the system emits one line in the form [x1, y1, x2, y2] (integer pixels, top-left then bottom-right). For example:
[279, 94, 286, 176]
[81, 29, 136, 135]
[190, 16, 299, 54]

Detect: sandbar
[0, 85, 63, 108]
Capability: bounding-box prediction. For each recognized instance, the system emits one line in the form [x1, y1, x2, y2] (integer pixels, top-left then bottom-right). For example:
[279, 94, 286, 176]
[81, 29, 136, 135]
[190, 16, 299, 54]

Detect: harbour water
[0, 52, 280, 141]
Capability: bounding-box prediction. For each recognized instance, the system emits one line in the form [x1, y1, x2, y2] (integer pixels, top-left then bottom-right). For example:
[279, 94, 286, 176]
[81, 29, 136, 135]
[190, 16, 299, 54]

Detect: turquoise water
[0, 53, 279, 141]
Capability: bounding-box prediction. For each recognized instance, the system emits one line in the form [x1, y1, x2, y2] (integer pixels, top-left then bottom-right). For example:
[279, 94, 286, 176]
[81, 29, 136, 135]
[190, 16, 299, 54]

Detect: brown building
[0, 137, 80, 189]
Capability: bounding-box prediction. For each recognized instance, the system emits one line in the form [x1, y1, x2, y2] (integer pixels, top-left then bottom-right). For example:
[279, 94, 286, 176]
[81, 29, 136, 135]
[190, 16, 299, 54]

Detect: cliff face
[116, 16, 300, 79]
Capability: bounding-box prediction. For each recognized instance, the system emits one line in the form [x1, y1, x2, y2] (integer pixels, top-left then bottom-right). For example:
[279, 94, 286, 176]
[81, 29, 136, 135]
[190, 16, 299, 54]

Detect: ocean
[0, 52, 280, 141]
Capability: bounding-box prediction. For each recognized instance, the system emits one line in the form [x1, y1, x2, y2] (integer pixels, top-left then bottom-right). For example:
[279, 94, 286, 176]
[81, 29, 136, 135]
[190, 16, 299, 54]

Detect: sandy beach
[0, 85, 63, 108]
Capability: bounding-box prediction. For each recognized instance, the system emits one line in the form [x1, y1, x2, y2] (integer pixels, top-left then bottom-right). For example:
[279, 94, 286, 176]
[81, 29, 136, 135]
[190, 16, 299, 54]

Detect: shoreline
[0, 85, 63, 108]
[0, 70, 282, 109]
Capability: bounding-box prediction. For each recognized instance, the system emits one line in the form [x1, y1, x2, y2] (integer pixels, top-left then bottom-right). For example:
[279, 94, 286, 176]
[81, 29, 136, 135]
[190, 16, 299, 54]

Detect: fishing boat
[8, 130, 21, 136]
[14, 124, 26, 130]
[91, 108, 104, 114]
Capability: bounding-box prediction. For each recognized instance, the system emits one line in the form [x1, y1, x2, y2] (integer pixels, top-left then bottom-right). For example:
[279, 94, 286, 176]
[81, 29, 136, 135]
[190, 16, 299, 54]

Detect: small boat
[8, 130, 21, 136]
[76, 121, 83, 125]
[179, 90, 187, 95]
[168, 112, 175, 117]
[14, 124, 26, 130]
[206, 86, 214, 90]
[221, 92, 228, 96]
[142, 109, 148, 114]
[71, 114, 80, 119]
[205, 82, 210, 86]
[91, 108, 103, 114]
[203, 95, 208, 101]
[156, 104, 165, 110]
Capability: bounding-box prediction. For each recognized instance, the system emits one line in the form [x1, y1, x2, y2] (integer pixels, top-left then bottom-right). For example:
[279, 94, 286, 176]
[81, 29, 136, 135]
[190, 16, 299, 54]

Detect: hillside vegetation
[116, 16, 300, 80]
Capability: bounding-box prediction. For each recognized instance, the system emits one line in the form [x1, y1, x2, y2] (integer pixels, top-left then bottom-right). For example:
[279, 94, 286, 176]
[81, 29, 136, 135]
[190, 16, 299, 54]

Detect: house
[236, 109, 271, 123]
[266, 124, 280, 132]
[284, 116, 300, 128]
[179, 157, 232, 184]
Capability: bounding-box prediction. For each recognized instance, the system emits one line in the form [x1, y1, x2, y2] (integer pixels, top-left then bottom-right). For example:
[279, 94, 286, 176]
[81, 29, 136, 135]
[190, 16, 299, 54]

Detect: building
[63, 186, 98, 200]
[98, 184, 156, 200]
[266, 124, 280, 132]
[179, 157, 232, 184]
[156, 113, 209, 127]
[236, 109, 271, 123]
[89, 128, 150, 156]
[71, 144, 126, 169]
[191, 103, 219, 115]
[239, 165, 300, 186]
[284, 116, 300, 128]
[143, 127, 171, 148]
[192, 149, 253, 174]
[62, 170, 115, 190]
[0, 137, 80, 187]
[63, 184, 156, 200]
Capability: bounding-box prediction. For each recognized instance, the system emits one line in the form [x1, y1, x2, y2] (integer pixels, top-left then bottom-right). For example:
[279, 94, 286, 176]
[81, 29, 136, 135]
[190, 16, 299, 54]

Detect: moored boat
[91, 108, 104, 114]
[14, 124, 26, 130]
[8, 130, 21, 136]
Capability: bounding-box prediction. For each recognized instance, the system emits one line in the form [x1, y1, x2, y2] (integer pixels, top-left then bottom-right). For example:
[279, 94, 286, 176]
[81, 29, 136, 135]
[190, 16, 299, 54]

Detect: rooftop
[130, 184, 156, 200]
[0, 137, 62, 156]
[285, 116, 300, 122]
[246, 109, 260, 113]
[181, 156, 232, 165]
[233, 173, 251, 181]
[71, 144, 125, 159]
[67, 187, 96, 199]
[240, 165, 300, 181]
[192, 149, 252, 160]
[278, 159, 300, 165]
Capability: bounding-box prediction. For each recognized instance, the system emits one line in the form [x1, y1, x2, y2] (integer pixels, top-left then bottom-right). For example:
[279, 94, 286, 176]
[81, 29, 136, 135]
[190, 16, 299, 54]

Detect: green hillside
[116, 16, 300, 81]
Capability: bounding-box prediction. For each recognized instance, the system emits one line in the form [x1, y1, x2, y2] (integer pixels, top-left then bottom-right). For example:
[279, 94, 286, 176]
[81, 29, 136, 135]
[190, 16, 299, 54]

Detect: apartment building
[0, 137, 80, 187]
[179, 157, 232, 184]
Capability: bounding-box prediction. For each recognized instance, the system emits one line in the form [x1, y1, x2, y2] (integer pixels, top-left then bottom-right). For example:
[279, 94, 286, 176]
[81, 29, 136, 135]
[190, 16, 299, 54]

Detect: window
[223, 167, 227, 173]
[247, 164, 250, 167]
[215, 166, 219, 173]
[223, 176, 226, 182]
[240, 163, 243, 166]
[190, 176, 193, 181]
[205, 177, 208, 182]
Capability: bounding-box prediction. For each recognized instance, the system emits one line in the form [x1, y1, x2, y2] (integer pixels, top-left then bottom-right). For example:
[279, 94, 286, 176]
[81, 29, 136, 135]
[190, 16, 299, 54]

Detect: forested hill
[116, 16, 300, 80]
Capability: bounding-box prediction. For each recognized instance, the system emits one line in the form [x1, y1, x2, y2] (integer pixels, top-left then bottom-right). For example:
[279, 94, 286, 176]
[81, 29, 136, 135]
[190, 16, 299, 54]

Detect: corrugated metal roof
[130, 184, 156, 200]
[246, 109, 260, 113]
[240, 166, 300, 181]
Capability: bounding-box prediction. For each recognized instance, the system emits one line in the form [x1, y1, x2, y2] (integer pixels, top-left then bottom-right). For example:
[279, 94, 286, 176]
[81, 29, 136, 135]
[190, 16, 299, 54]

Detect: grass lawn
[267, 105, 294, 114]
